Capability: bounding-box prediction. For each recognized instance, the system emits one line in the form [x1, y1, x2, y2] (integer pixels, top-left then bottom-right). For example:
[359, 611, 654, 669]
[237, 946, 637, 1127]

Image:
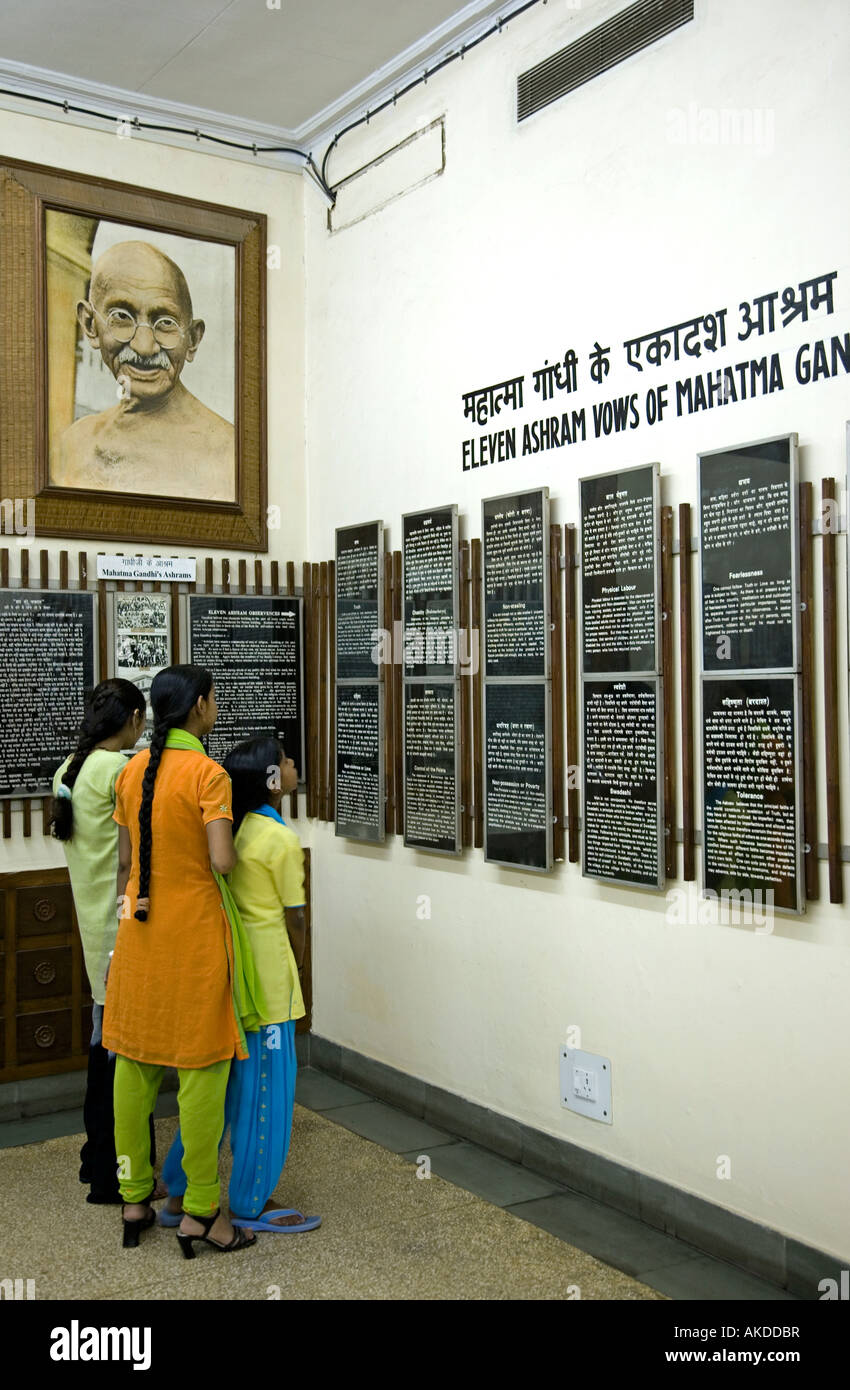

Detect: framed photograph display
[0, 157, 267, 550]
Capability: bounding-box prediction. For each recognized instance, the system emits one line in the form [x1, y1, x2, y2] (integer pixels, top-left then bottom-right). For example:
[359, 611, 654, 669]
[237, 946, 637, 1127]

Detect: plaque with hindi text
[0, 589, 96, 797]
[402, 506, 458, 677]
[484, 682, 551, 871]
[582, 679, 663, 889]
[482, 489, 549, 678]
[336, 683, 384, 842]
[336, 521, 383, 680]
[188, 594, 305, 775]
[702, 676, 801, 912]
[403, 682, 460, 854]
[580, 464, 659, 675]
[699, 437, 798, 673]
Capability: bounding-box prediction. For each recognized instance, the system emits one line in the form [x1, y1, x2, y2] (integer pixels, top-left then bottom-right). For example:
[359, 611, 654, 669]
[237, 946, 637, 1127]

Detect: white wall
[304, 0, 850, 1257]
[0, 106, 308, 871]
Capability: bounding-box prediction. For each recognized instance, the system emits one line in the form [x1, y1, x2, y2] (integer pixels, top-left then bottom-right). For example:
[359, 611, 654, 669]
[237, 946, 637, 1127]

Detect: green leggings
[114, 1055, 229, 1215]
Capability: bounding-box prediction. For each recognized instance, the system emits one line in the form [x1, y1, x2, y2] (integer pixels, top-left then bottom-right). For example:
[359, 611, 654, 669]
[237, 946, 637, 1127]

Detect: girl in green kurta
[51, 678, 147, 1203]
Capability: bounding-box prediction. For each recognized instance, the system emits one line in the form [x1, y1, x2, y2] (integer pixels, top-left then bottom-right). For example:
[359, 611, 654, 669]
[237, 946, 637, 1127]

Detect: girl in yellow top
[51, 678, 146, 1204]
[161, 736, 320, 1233]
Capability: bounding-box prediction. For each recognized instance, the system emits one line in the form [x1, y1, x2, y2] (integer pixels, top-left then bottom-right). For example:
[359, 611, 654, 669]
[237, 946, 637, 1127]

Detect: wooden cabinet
[0, 869, 92, 1082]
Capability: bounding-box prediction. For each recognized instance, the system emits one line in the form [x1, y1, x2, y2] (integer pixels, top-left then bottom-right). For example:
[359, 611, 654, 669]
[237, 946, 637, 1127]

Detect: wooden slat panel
[222, 557, 231, 594]
[798, 483, 818, 900]
[327, 559, 336, 824]
[549, 524, 565, 862]
[171, 576, 181, 667]
[459, 540, 472, 849]
[661, 507, 675, 880]
[822, 478, 843, 903]
[22, 799, 31, 838]
[471, 538, 483, 848]
[254, 559, 263, 595]
[238, 559, 247, 594]
[383, 549, 394, 833]
[318, 562, 329, 821]
[286, 561, 295, 595]
[59, 551, 69, 590]
[270, 559, 279, 593]
[311, 563, 321, 821]
[303, 563, 315, 817]
[392, 550, 403, 836]
[20, 548, 29, 589]
[1, 547, 8, 587]
[40, 548, 49, 589]
[678, 504, 695, 881]
[96, 562, 108, 688]
[564, 525, 580, 863]
[1, 546, 8, 837]
[204, 557, 214, 593]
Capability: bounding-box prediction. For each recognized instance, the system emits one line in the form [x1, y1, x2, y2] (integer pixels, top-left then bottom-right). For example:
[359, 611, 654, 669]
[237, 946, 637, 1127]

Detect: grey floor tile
[427, 1142, 566, 1207]
[643, 1256, 799, 1301]
[0, 1108, 85, 1147]
[398, 1141, 462, 1163]
[295, 1068, 372, 1111]
[326, 1100, 453, 1153]
[508, 1192, 704, 1279]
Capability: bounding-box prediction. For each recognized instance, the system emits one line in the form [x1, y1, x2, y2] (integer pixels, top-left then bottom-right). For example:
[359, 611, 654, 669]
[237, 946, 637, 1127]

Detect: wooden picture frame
[0, 156, 267, 551]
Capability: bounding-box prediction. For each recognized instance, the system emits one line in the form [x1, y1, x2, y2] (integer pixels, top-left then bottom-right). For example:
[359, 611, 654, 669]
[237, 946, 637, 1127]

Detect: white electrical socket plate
[560, 1047, 612, 1124]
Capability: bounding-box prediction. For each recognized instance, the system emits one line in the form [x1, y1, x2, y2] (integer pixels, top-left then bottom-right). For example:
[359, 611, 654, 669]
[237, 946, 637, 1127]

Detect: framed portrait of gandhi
[0, 157, 267, 550]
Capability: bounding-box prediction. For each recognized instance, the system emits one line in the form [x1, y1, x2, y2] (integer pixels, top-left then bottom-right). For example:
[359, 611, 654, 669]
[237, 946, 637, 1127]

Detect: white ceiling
[0, 0, 509, 139]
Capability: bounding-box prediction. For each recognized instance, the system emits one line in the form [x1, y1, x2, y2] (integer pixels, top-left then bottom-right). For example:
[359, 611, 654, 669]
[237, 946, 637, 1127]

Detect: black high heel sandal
[177, 1209, 256, 1260]
[122, 1190, 157, 1249]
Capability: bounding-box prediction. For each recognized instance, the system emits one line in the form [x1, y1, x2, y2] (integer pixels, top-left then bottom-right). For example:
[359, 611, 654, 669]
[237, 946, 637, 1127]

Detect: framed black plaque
[188, 594, 305, 776]
[482, 489, 550, 678]
[335, 521, 384, 680]
[702, 676, 802, 913]
[580, 463, 660, 675]
[402, 506, 458, 677]
[336, 683, 384, 842]
[699, 436, 798, 673]
[582, 678, 663, 889]
[484, 681, 552, 871]
[403, 682, 460, 854]
[0, 588, 96, 797]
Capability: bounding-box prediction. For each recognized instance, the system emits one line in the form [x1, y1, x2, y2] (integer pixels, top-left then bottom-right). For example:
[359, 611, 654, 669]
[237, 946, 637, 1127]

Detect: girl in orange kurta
[103, 664, 255, 1256]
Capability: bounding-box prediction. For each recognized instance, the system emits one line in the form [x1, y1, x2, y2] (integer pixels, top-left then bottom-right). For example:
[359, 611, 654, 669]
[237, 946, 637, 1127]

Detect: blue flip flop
[231, 1209, 322, 1233]
[157, 1208, 184, 1227]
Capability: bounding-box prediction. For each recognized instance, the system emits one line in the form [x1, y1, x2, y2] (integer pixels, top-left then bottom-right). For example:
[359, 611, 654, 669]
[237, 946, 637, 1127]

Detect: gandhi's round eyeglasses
[93, 306, 185, 348]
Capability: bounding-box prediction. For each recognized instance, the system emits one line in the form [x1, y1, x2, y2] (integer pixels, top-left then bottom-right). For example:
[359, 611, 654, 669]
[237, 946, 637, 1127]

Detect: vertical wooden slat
[678, 504, 695, 881]
[78, 551, 88, 590]
[383, 549, 394, 833]
[311, 563, 321, 821]
[204, 557, 214, 593]
[661, 507, 676, 880]
[303, 563, 315, 817]
[96, 554, 108, 687]
[821, 478, 843, 903]
[319, 561, 329, 822]
[549, 524, 565, 862]
[286, 561, 295, 595]
[254, 559, 264, 595]
[5, 893, 16, 1067]
[392, 550, 403, 836]
[327, 559, 336, 824]
[171, 560, 181, 666]
[564, 524, 580, 863]
[1, 553, 9, 836]
[151, 555, 161, 595]
[798, 483, 818, 900]
[458, 539, 472, 849]
[20, 548, 29, 589]
[470, 537, 483, 848]
[39, 548, 49, 589]
[238, 559, 247, 594]
[59, 550, 69, 590]
[270, 559, 279, 594]
[222, 557, 231, 594]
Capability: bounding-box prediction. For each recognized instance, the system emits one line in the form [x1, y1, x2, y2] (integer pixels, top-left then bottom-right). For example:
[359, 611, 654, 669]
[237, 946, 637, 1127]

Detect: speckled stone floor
[0, 1103, 664, 1301]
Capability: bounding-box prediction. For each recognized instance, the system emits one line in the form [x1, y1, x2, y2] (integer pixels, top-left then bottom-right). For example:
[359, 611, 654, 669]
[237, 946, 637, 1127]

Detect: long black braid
[135, 664, 213, 921]
[51, 679, 145, 841]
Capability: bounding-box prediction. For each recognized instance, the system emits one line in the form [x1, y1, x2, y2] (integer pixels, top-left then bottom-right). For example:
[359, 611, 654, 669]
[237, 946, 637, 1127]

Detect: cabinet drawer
[16, 1008, 74, 1065]
[17, 947, 73, 1001]
[16, 885, 75, 939]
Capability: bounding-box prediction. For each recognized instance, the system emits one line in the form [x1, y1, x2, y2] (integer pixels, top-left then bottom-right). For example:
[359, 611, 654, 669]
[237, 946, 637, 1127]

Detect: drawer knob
[34, 961, 56, 985]
[33, 898, 57, 923]
[34, 1024, 56, 1048]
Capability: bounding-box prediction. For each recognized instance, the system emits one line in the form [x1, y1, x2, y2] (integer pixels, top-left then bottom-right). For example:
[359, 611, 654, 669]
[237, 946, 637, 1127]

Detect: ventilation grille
[517, 0, 694, 122]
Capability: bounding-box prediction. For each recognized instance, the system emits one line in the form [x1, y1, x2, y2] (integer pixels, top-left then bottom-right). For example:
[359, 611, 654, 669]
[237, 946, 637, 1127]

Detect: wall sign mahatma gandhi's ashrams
[0, 157, 267, 550]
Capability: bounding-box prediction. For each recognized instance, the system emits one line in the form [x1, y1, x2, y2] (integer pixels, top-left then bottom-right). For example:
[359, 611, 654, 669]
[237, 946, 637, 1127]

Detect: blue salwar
[162, 1019, 296, 1218]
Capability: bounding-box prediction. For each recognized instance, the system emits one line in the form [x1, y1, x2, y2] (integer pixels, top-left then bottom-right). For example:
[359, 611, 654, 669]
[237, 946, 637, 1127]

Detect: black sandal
[121, 1189, 157, 1248]
[177, 1209, 256, 1260]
